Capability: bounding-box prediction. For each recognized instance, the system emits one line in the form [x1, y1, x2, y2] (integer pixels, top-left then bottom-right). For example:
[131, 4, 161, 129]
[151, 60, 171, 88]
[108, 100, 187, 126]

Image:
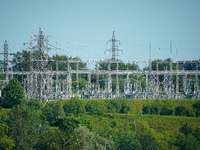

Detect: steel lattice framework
[1, 28, 200, 101]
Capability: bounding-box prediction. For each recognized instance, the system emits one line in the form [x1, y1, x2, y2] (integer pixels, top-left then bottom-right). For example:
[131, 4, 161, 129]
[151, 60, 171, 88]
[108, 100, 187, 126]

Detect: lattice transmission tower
[0, 40, 15, 87]
[105, 31, 123, 60]
[33, 27, 52, 101]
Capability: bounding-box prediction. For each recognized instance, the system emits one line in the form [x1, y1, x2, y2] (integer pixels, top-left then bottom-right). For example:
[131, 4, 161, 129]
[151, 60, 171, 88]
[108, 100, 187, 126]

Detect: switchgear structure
[1, 28, 200, 102]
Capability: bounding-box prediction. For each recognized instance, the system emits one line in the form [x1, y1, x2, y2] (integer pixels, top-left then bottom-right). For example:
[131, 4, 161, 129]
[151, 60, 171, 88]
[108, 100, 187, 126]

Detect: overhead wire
[2, 33, 200, 62]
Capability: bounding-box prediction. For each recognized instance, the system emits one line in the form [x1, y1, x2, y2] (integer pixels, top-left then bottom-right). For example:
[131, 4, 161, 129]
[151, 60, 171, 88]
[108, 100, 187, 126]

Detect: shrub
[120, 105, 130, 113]
[176, 134, 200, 150]
[151, 106, 160, 115]
[26, 100, 41, 110]
[193, 100, 200, 117]
[175, 106, 187, 116]
[41, 103, 54, 124]
[180, 123, 193, 136]
[186, 108, 195, 117]
[85, 101, 105, 115]
[193, 128, 200, 141]
[143, 105, 161, 115]
[105, 99, 123, 113]
[53, 116, 81, 133]
[143, 106, 151, 115]
[160, 105, 174, 116]
[63, 98, 86, 117]
[109, 99, 122, 113]
[118, 99, 130, 114]
[85, 101, 95, 113]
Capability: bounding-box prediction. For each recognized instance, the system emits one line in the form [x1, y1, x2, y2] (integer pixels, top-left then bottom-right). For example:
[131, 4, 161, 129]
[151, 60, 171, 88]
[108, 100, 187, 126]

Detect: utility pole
[105, 31, 123, 60]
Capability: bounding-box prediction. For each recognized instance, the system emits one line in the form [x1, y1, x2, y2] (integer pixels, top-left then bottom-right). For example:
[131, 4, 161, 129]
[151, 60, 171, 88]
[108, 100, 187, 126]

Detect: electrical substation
[1, 28, 200, 102]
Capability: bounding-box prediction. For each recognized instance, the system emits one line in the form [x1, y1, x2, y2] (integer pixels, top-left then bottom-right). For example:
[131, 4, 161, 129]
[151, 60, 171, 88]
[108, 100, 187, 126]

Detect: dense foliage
[0, 78, 24, 108]
[0, 98, 199, 149]
[0, 114, 15, 150]
[0, 78, 199, 149]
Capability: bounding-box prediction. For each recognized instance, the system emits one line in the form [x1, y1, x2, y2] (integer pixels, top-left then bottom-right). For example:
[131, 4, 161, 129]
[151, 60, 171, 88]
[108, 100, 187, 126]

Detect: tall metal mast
[0, 41, 15, 87]
[4, 40, 9, 84]
[105, 31, 123, 60]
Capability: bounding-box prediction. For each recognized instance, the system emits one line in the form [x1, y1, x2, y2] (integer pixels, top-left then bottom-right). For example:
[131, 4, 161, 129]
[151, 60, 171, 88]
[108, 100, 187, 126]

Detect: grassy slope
[86, 113, 200, 134]
[83, 99, 200, 149]
[86, 113, 200, 149]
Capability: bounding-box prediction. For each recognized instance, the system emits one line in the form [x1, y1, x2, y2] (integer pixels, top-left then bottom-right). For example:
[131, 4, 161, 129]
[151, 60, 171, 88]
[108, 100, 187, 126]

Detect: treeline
[142, 100, 200, 117]
[10, 50, 141, 92]
[7, 50, 200, 93]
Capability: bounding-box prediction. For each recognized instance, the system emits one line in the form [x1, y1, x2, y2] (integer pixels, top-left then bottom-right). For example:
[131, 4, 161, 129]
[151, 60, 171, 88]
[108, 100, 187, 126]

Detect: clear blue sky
[0, 0, 200, 62]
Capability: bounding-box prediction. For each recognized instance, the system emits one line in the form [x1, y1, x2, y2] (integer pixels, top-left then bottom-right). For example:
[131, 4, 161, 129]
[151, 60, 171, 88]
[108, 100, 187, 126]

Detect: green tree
[98, 59, 138, 71]
[114, 124, 158, 150]
[53, 116, 81, 133]
[50, 55, 87, 71]
[143, 58, 183, 91]
[120, 104, 130, 114]
[0, 116, 15, 150]
[63, 98, 86, 117]
[72, 125, 114, 150]
[175, 106, 187, 116]
[26, 100, 41, 110]
[53, 101, 65, 119]
[41, 102, 54, 124]
[41, 118, 113, 150]
[176, 134, 200, 150]
[7, 104, 41, 150]
[36, 126, 65, 150]
[193, 100, 200, 117]
[180, 123, 193, 136]
[12, 50, 32, 72]
[0, 78, 24, 108]
[115, 130, 140, 150]
[193, 128, 200, 141]
[120, 100, 130, 114]
[105, 99, 122, 113]
[135, 125, 158, 150]
[85, 100, 106, 115]
[143, 106, 151, 115]
[186, 108, 195, 117]
[97, 59, 139, 92]
[176, 123, 200, 149]
[160, 105, 174, 116]
[41, 101, 66, 125]
[12, 51, 88, 91]
[85, 101, 95, 113]
[150, 106, 161, 115]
